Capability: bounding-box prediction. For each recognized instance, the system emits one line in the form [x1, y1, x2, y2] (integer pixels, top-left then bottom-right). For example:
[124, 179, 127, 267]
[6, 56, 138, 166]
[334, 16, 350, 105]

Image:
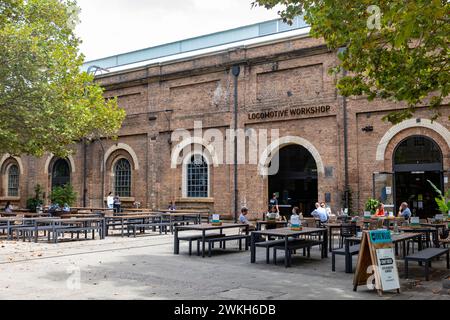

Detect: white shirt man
[106, 193, 114, 209]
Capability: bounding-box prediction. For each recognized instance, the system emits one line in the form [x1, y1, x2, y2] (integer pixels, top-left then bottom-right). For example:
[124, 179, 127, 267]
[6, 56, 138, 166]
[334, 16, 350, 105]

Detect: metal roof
[82, 16, 308, 72]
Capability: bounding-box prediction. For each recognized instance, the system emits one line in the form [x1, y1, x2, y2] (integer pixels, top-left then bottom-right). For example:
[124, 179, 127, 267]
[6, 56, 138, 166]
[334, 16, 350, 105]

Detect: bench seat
[178, 233, 225, 256]
[331, 245, 360, 272]
[405, 248, 450, 281]
[205, 235, 250, 257]
[273, 239, 318, 266]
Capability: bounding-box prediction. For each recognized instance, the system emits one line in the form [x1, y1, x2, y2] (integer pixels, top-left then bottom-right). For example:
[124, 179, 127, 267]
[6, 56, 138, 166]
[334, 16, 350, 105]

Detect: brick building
[1, 19, 449, 219]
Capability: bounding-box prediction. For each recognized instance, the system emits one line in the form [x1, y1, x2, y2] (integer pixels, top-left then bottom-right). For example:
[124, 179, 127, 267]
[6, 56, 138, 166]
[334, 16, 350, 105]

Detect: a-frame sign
[353, 230, 401, 296]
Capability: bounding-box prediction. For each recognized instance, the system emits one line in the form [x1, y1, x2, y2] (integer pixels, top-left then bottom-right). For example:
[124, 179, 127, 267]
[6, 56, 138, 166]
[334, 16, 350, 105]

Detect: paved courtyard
[0, 234, 448, 300]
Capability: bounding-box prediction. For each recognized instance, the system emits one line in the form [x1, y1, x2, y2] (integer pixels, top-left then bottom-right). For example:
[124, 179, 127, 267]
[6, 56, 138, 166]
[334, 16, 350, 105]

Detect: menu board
[353, 230, 401, 296]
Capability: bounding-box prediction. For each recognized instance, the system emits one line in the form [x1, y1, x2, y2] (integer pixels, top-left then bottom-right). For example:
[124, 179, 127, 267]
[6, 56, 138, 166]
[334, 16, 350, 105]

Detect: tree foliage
[253, 0, 449, 123]
[0, 0, 126, 157]
[50, 184, 77, 206]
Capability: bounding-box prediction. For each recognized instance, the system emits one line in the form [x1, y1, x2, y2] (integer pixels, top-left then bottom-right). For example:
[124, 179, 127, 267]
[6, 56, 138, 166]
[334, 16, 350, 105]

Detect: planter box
[443, 276, 450, 290]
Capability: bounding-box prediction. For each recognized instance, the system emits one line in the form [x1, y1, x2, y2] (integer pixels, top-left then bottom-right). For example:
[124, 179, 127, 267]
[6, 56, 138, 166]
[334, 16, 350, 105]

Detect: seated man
[398, 202, 412, 220]
[239, 207, 255, 231]
[311, 202, 329, 223]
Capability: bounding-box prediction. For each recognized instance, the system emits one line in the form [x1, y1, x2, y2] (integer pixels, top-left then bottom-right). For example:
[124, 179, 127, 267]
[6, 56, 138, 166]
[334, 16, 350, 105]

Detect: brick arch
[383, 128, 449, 172]
[0, 155, 24, 175]
[44, 154, 76, 174]
[103, 143, 140, 171]
[104, 149, 136, 198]
[376, 119, 450, 162]
[258, 136, 325, 177]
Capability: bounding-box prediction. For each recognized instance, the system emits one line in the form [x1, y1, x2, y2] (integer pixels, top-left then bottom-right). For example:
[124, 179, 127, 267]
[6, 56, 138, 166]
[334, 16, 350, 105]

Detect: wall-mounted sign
[248, 105, 332, 121]
[385, 187, 392, 195]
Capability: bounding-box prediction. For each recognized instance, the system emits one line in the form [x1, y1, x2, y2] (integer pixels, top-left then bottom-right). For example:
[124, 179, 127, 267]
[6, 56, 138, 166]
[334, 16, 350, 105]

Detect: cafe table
[250, 227, 328, 268]
[323, 222, 343, 252]
[343, 232, 423, 273]
[399, 226, 438, 248]
[174, 223, 250, 258]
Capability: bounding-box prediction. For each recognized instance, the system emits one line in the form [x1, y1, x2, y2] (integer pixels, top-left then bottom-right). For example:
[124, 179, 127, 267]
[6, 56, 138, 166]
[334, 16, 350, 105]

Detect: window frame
[113, 158, 132, 198]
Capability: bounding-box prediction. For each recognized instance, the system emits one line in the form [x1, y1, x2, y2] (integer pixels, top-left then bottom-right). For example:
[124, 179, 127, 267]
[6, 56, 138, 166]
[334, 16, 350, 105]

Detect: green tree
[253, 0, 449, 123]
[0, 0, 125, 157]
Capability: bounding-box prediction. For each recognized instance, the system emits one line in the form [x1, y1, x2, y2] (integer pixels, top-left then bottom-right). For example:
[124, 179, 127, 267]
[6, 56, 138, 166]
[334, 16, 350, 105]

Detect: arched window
[52, 159, 71, 188]
[7, 165, 19, 197]
[114, 159, 131, 197]
[186, 155, 209, 198]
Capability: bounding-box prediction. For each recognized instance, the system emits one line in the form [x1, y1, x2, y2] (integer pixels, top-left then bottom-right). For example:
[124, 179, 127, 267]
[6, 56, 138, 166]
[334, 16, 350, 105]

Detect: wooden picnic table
[250, 227, 328, 268]
[4, 217, 105, 243]
[105, 214, 158, 237]
[174, 223, 250, 258]
[399, 226, 439, 248]
[1, 212, 51, 218]
[344, 232, 423, 274]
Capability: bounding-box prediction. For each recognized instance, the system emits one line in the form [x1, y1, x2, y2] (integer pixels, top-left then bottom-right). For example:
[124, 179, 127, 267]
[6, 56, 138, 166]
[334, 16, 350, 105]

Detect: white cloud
[75, 0, 282, 61]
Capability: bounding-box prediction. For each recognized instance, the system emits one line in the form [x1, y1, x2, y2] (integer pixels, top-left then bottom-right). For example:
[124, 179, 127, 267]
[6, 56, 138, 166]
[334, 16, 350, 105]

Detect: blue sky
[76, 0, 282, 61]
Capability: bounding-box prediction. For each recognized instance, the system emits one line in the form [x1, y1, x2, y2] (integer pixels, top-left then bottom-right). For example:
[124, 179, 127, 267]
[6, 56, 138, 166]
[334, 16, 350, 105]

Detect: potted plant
[365, 198, 380, 215]
[50, 184, 77, 207]
[427, 180, 449, 222]
[26, 184, 44, 212]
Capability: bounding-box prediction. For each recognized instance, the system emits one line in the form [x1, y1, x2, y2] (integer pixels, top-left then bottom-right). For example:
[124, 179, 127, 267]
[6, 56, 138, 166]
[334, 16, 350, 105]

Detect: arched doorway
[393, 136, 443, 218]
[52, 159, 71, 189]
[268, 145, 318, 216]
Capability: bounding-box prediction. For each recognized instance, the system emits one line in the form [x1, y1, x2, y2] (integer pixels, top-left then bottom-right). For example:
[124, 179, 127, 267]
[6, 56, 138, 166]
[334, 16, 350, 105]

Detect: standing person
[4, 201, 13, 214]
[113, 195, 121, 213]
[375, 203, 386, 217]
[269, 193, 279, 212]
[398, 202, 412, 220]
[168, 202, 176, 211]
[106, 192, 114, 209]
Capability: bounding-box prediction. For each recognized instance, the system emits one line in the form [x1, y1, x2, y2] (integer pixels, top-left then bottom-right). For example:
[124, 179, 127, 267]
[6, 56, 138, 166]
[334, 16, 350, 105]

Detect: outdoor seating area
[0, 207, 207, 243]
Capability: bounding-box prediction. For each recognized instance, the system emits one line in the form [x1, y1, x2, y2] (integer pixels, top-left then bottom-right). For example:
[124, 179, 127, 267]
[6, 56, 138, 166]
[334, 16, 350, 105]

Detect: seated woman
[374, 203, 386, 217]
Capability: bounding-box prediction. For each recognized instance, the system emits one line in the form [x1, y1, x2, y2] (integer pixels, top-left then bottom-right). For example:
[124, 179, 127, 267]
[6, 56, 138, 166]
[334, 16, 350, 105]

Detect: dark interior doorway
[269, 145, 318, 217]
[52, 159, 71, 189]
[393, 136, 443, 218]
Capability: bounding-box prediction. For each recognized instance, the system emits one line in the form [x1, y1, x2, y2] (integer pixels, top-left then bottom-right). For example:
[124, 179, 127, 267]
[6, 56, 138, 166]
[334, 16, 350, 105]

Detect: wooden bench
[178, 234, 225, 256]
[405, 248, 450, 281]
[331, 245, 360, 272]
[255, 239, 298, 264]
[273, 239, 318, 266]
[53, 225, 103, 243]
[205, 235, 250, 257]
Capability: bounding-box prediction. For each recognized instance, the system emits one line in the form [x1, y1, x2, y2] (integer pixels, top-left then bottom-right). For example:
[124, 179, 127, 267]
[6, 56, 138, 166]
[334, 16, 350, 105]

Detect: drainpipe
[83, 138, 88, 207]
[232, 65, 241, 223]
[343, 69, 350, 210]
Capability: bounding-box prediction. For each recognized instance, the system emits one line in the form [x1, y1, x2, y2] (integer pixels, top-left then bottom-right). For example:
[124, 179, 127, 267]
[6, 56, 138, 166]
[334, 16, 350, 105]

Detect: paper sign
[364, 211, 372, 218]
[212, 214, 220, 222]
[369, 230, 392, 244]
[376, 248, 400, 292]
[385, 187, 392, 195]
[291, 215, 300, 227]
[411, 217, 420, 225]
